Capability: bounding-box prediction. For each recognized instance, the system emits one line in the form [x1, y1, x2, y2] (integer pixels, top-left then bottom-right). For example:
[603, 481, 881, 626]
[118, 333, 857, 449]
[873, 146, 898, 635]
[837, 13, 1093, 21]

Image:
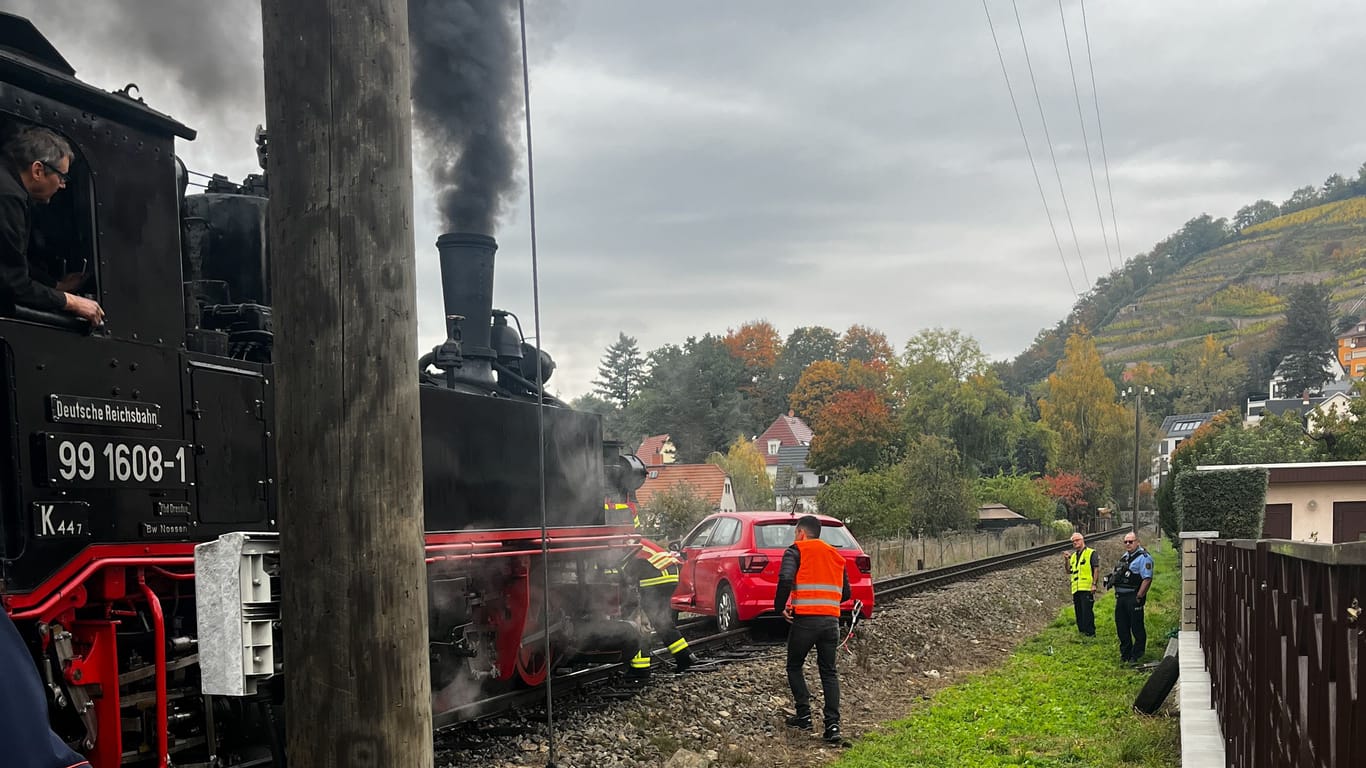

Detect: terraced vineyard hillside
[1092, 196, 1366, 368]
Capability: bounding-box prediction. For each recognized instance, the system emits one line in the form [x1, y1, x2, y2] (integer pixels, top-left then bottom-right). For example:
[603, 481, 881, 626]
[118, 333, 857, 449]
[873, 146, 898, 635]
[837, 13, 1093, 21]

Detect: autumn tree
[838, 324, 894, 365]
[723, 320, 786, 434]
[1275, 282, 1336, 397]
[1039, 471, 1102, 528]
[706, 436, 774, 511]
[1169, 335, 1246, 413]
[1038, 331, 1128, 494]
[788, 360, 847, 424]
[807, 389, 899, 473]
[592, 332, 646, 409]
[900, 435, 976, 535]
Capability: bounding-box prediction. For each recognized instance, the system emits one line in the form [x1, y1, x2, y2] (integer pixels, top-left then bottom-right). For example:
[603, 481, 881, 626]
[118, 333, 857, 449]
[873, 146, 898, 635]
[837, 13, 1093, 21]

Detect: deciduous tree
[816, 468, 906, 539]
[1038, 331, 1128, 492]
[1172, 335, 1247, 412]
[723, 320, 787, 435]
[901, 435, 976, 535]
[641, 482, 713, 540]
[838, 324, 894, 365]
[788, 360, 846, 424]
[625, 335, 746, 462]
[706, 437, 775, 511]
[808, 389, 898, 473]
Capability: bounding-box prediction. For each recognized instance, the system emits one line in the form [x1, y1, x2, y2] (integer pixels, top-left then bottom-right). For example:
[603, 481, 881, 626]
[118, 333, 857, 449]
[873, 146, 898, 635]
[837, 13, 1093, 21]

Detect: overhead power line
[1010, 0, 1089, 288]
[982, 0, 1078, 298]
[1057, 0, 1114, 274]
[1080, 0, 1123, 266]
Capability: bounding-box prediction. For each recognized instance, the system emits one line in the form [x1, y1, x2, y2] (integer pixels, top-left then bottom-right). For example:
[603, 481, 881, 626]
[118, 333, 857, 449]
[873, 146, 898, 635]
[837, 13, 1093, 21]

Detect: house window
[648, 470, 658, 479]
[795, 475, 804, 486]
[767, 440, 780, 455]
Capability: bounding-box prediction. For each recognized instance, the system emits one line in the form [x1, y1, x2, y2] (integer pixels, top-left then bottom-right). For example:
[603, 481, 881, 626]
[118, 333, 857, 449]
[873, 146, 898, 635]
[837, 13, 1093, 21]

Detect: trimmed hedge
[1175, 468, 1268, 538]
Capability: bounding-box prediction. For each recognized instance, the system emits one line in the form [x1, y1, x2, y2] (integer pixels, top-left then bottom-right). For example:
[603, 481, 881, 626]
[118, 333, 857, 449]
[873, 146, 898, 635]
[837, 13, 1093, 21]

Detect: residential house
[1156, 412, 1217, 486]
[1336, 322, 1366, 380]
[1266, 354, 1344, 401]
[1246, 379, 1355, 429]
[1195, 461, 1366, 542]
[635, 464, 737, 513]
[636, 434, 677, 467]
[773, 444, 825, 513]
[754, 411, 814, 481]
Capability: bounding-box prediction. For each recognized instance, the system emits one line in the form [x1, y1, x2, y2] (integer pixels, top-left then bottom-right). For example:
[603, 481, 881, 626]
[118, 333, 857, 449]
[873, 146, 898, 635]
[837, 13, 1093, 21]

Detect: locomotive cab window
[0, 118, 100, 328]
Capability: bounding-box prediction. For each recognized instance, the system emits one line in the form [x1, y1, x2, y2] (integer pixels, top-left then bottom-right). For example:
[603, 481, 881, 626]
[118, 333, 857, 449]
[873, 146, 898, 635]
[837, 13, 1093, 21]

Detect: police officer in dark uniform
[1105, 532, 1154, 664]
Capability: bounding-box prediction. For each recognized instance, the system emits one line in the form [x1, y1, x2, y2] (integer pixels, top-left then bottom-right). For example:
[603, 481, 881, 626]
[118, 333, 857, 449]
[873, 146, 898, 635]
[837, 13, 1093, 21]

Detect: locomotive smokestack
[437, 232, 498, 384]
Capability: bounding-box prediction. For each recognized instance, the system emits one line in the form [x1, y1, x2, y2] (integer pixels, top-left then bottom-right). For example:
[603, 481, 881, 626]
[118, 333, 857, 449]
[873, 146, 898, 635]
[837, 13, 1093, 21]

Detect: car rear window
[754, 521, 857, 549]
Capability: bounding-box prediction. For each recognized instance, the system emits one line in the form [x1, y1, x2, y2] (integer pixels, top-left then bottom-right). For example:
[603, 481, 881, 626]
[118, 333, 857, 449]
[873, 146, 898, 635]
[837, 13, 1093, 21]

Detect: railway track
[872, 526, 1131, 598]
[433, 526, 1131, 730]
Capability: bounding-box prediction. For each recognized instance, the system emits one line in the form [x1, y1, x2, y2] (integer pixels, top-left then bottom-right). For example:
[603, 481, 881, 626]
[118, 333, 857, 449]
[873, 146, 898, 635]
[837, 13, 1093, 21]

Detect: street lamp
[1123, 385, 1153, 532]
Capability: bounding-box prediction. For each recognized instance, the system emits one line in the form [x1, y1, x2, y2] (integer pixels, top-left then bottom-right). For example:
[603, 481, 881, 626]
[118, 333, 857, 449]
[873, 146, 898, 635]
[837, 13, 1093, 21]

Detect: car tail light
[739, 554, 769, 573]
[854, 555, 871, 574]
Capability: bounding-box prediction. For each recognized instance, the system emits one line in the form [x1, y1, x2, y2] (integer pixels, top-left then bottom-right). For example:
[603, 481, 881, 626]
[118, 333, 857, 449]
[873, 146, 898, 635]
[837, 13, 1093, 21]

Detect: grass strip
[834, 542, 1182, 767]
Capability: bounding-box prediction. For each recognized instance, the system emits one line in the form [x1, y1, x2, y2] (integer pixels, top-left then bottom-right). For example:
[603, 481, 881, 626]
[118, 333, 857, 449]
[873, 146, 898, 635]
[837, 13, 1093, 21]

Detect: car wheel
[716, 584, 740, 633]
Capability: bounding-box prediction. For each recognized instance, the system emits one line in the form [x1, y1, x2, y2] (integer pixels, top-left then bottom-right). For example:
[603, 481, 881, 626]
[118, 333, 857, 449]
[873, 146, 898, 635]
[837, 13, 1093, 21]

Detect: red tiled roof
[635, 464, 729, 508]
[636, 434, 670, 466]
[753, 414, 815, 465]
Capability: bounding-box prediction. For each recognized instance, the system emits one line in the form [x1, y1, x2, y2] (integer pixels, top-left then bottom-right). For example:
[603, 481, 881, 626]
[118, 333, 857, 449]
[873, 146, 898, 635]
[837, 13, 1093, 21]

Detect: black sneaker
[784, 713, 812, 730]
[823, 723, 842, 744]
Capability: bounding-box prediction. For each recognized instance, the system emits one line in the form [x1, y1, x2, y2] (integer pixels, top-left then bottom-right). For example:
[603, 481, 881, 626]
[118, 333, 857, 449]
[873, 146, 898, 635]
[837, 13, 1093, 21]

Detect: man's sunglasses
[1123, 539, 1137, 544]
[40, 161, 69, 185]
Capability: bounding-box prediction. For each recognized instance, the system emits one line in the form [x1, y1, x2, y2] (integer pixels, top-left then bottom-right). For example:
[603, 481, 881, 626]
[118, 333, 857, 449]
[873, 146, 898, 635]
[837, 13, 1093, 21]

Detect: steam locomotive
[0, 12, 647, 767]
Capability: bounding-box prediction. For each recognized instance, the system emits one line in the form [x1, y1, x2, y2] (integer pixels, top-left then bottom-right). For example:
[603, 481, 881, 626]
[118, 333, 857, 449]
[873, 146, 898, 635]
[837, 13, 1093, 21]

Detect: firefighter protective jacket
[621, 538, 681, 588]
[774, 538, 850, 616]
[1068, 546, 1096, 593]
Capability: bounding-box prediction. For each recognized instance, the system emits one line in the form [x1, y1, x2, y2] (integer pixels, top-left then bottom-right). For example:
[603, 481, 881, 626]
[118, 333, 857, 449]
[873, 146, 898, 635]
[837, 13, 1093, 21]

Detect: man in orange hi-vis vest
[773, 515, 850, 745]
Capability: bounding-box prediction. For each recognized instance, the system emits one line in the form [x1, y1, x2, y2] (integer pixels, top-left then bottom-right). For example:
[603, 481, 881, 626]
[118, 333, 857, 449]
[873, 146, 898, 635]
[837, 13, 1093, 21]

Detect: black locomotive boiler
[0, 12, 644, 768]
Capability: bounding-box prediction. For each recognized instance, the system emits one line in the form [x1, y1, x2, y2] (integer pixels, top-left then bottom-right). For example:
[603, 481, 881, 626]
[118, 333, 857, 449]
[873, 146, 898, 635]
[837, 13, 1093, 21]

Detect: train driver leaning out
[0, 126, 104, 325]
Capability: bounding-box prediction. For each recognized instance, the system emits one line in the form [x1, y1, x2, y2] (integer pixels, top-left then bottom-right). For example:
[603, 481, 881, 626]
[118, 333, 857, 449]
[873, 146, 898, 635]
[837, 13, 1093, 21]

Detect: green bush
[1174, 467, 1268, 538]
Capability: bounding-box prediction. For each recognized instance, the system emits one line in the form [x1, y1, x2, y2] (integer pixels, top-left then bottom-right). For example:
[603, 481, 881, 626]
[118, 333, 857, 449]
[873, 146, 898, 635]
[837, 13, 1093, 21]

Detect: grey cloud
[12, 1, 1366, 401]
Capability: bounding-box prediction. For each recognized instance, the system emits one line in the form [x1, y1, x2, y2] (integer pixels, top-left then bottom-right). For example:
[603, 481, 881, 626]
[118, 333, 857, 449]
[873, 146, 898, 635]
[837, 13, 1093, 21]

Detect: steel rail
[873, 526, 1130, 599]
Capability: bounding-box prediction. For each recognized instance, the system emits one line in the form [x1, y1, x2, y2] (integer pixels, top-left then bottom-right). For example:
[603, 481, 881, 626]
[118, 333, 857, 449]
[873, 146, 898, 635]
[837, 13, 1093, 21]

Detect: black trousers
[1115, 591, 1146, 661]
[1072, 590, 1095, 636]
[786, 614, 840, 726]
[640, 584, 685, 655]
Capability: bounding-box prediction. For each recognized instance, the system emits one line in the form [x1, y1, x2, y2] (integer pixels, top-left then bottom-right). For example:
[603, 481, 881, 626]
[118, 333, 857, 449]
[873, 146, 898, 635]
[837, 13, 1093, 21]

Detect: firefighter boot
[673, 649, 696, 673]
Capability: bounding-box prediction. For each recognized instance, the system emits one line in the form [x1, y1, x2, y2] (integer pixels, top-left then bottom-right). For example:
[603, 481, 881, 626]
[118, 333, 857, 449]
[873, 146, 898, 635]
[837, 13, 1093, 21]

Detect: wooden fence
[1197, 538, 1366, 767]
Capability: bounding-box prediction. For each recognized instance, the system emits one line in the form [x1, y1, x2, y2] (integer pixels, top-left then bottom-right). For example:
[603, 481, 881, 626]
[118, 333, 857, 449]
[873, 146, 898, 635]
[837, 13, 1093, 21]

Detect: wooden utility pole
[261, 1, 433, 766]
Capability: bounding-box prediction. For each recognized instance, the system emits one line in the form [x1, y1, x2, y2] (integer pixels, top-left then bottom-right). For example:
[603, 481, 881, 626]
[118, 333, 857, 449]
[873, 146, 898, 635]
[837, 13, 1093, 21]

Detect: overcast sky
[12, 1, 1366, 399]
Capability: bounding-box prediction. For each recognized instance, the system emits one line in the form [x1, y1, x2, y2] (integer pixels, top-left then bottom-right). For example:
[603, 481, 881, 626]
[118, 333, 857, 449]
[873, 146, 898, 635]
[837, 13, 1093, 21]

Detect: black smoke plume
[409, 0, 523, 234]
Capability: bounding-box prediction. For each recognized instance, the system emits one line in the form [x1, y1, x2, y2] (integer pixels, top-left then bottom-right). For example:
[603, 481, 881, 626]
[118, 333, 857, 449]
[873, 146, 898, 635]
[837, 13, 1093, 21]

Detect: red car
[669, 511, 875, 631]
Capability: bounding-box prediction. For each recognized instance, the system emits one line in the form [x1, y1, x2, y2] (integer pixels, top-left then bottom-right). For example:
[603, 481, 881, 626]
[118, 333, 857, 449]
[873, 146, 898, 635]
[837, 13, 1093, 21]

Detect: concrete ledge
[1179, 631, 1226, 768]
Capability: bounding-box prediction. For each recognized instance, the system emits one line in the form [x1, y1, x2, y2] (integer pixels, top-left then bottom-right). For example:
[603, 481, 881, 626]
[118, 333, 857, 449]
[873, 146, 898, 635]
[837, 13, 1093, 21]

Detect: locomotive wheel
[516, 606, 551, 686]
[516, 638, 550, 687]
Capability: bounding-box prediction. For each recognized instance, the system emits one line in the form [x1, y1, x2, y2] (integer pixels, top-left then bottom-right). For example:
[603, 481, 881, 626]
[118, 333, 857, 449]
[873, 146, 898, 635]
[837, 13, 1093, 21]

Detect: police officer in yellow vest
[619, 536, 695, 680]
[775, 515, 850, 744]
[1065, 532, 1099, 636]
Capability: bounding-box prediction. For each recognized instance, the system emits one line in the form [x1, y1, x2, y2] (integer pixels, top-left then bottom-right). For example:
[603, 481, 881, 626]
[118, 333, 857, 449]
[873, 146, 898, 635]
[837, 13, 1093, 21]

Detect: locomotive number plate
[32, 501, 91, 538]
[39, 433, 195, 488]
